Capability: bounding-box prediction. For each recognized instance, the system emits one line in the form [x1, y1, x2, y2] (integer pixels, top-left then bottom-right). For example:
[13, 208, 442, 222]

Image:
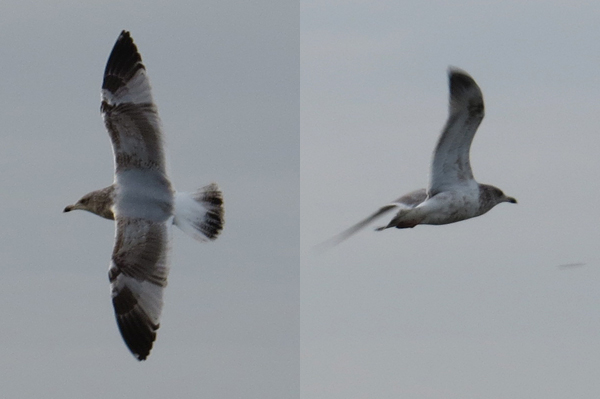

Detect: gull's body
[327, 68, 515, 246]
[64, 31, 224, 360]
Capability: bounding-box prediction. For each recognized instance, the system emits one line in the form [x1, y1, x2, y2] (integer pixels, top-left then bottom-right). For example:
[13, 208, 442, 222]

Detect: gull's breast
[420, 188, 481, 225]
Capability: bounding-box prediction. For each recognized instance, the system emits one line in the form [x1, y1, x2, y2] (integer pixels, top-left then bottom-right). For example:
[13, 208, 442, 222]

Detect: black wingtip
[448, 67, 476, 93]
[112, 286, 158, 361]
[447, 66, 483, 115]
[102, 30, 145, 93]
[115, 312, 157, 361]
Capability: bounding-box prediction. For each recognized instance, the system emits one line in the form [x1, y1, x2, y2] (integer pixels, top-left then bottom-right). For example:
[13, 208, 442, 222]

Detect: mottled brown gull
[64, 31, 224, 360]
[324, 68, 516, 247]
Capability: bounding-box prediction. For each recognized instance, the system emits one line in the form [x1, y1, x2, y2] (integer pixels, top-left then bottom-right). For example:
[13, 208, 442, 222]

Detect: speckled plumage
[64, 31, 224, 360]
[324, 68, 516, 247]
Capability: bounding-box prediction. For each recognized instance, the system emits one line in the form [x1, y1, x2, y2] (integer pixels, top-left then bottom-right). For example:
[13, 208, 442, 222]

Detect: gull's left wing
[428, 68, 484, 196]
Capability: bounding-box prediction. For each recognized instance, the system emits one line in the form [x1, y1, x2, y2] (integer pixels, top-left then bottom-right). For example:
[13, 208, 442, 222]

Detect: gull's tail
[173, 183, 224, 241]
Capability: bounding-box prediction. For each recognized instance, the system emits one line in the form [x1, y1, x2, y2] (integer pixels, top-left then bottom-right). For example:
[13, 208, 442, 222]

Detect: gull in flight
[64, 31, 224, 360]
[325, 68, 516, 246]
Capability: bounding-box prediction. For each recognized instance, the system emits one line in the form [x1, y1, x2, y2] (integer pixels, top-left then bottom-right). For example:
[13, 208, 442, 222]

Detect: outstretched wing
[101, 30, 167, 175]
[109, 217, 171, 360]
[101, 31, 174, 360]
[428, 68, 484, 196]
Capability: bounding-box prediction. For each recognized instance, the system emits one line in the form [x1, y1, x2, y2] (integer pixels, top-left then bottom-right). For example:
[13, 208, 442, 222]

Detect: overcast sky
[302, 1, 600, 398]
[0, 1, 298, 398]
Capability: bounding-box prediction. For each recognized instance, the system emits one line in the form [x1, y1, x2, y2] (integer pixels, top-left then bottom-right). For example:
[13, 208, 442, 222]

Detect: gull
[64, 31, 224, 360]
[324, 68, 516, 246]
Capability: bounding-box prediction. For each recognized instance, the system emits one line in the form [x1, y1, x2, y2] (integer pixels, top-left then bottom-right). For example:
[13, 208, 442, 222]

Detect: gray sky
[302, 1, 600, 398]
[0, 1, 298, 398]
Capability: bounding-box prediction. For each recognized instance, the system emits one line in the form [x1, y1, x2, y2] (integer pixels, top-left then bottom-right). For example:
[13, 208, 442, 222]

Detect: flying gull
[64, 31, 224, 360]
[325, 68, 516, 246]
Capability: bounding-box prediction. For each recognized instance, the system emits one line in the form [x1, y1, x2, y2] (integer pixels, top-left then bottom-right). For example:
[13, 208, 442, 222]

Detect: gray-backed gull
[327, 68, 516, 246]
[64, 31, 224, 360]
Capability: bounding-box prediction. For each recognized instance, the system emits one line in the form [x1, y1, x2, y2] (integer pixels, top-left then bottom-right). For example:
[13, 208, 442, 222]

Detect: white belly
[418, 189, 480, 225]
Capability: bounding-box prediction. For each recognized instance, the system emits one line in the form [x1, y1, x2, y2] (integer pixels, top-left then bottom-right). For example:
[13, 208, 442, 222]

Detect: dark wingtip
[447, 66, 483, 115]
[102, 30, 144, 93]
[112, 286, 158, 361]
[448, 67, 476, 93]
[63, 205, 72, 213]
[115, 313, 156, 362]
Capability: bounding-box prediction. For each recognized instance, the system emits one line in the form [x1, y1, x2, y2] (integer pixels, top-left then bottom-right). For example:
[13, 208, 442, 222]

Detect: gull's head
[485, 185, 517, 205]
[64, 193, 93, 213]
[63, 186, 115, 220]
[493, 187, 517, 205]
[479, 184, 517, 215]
